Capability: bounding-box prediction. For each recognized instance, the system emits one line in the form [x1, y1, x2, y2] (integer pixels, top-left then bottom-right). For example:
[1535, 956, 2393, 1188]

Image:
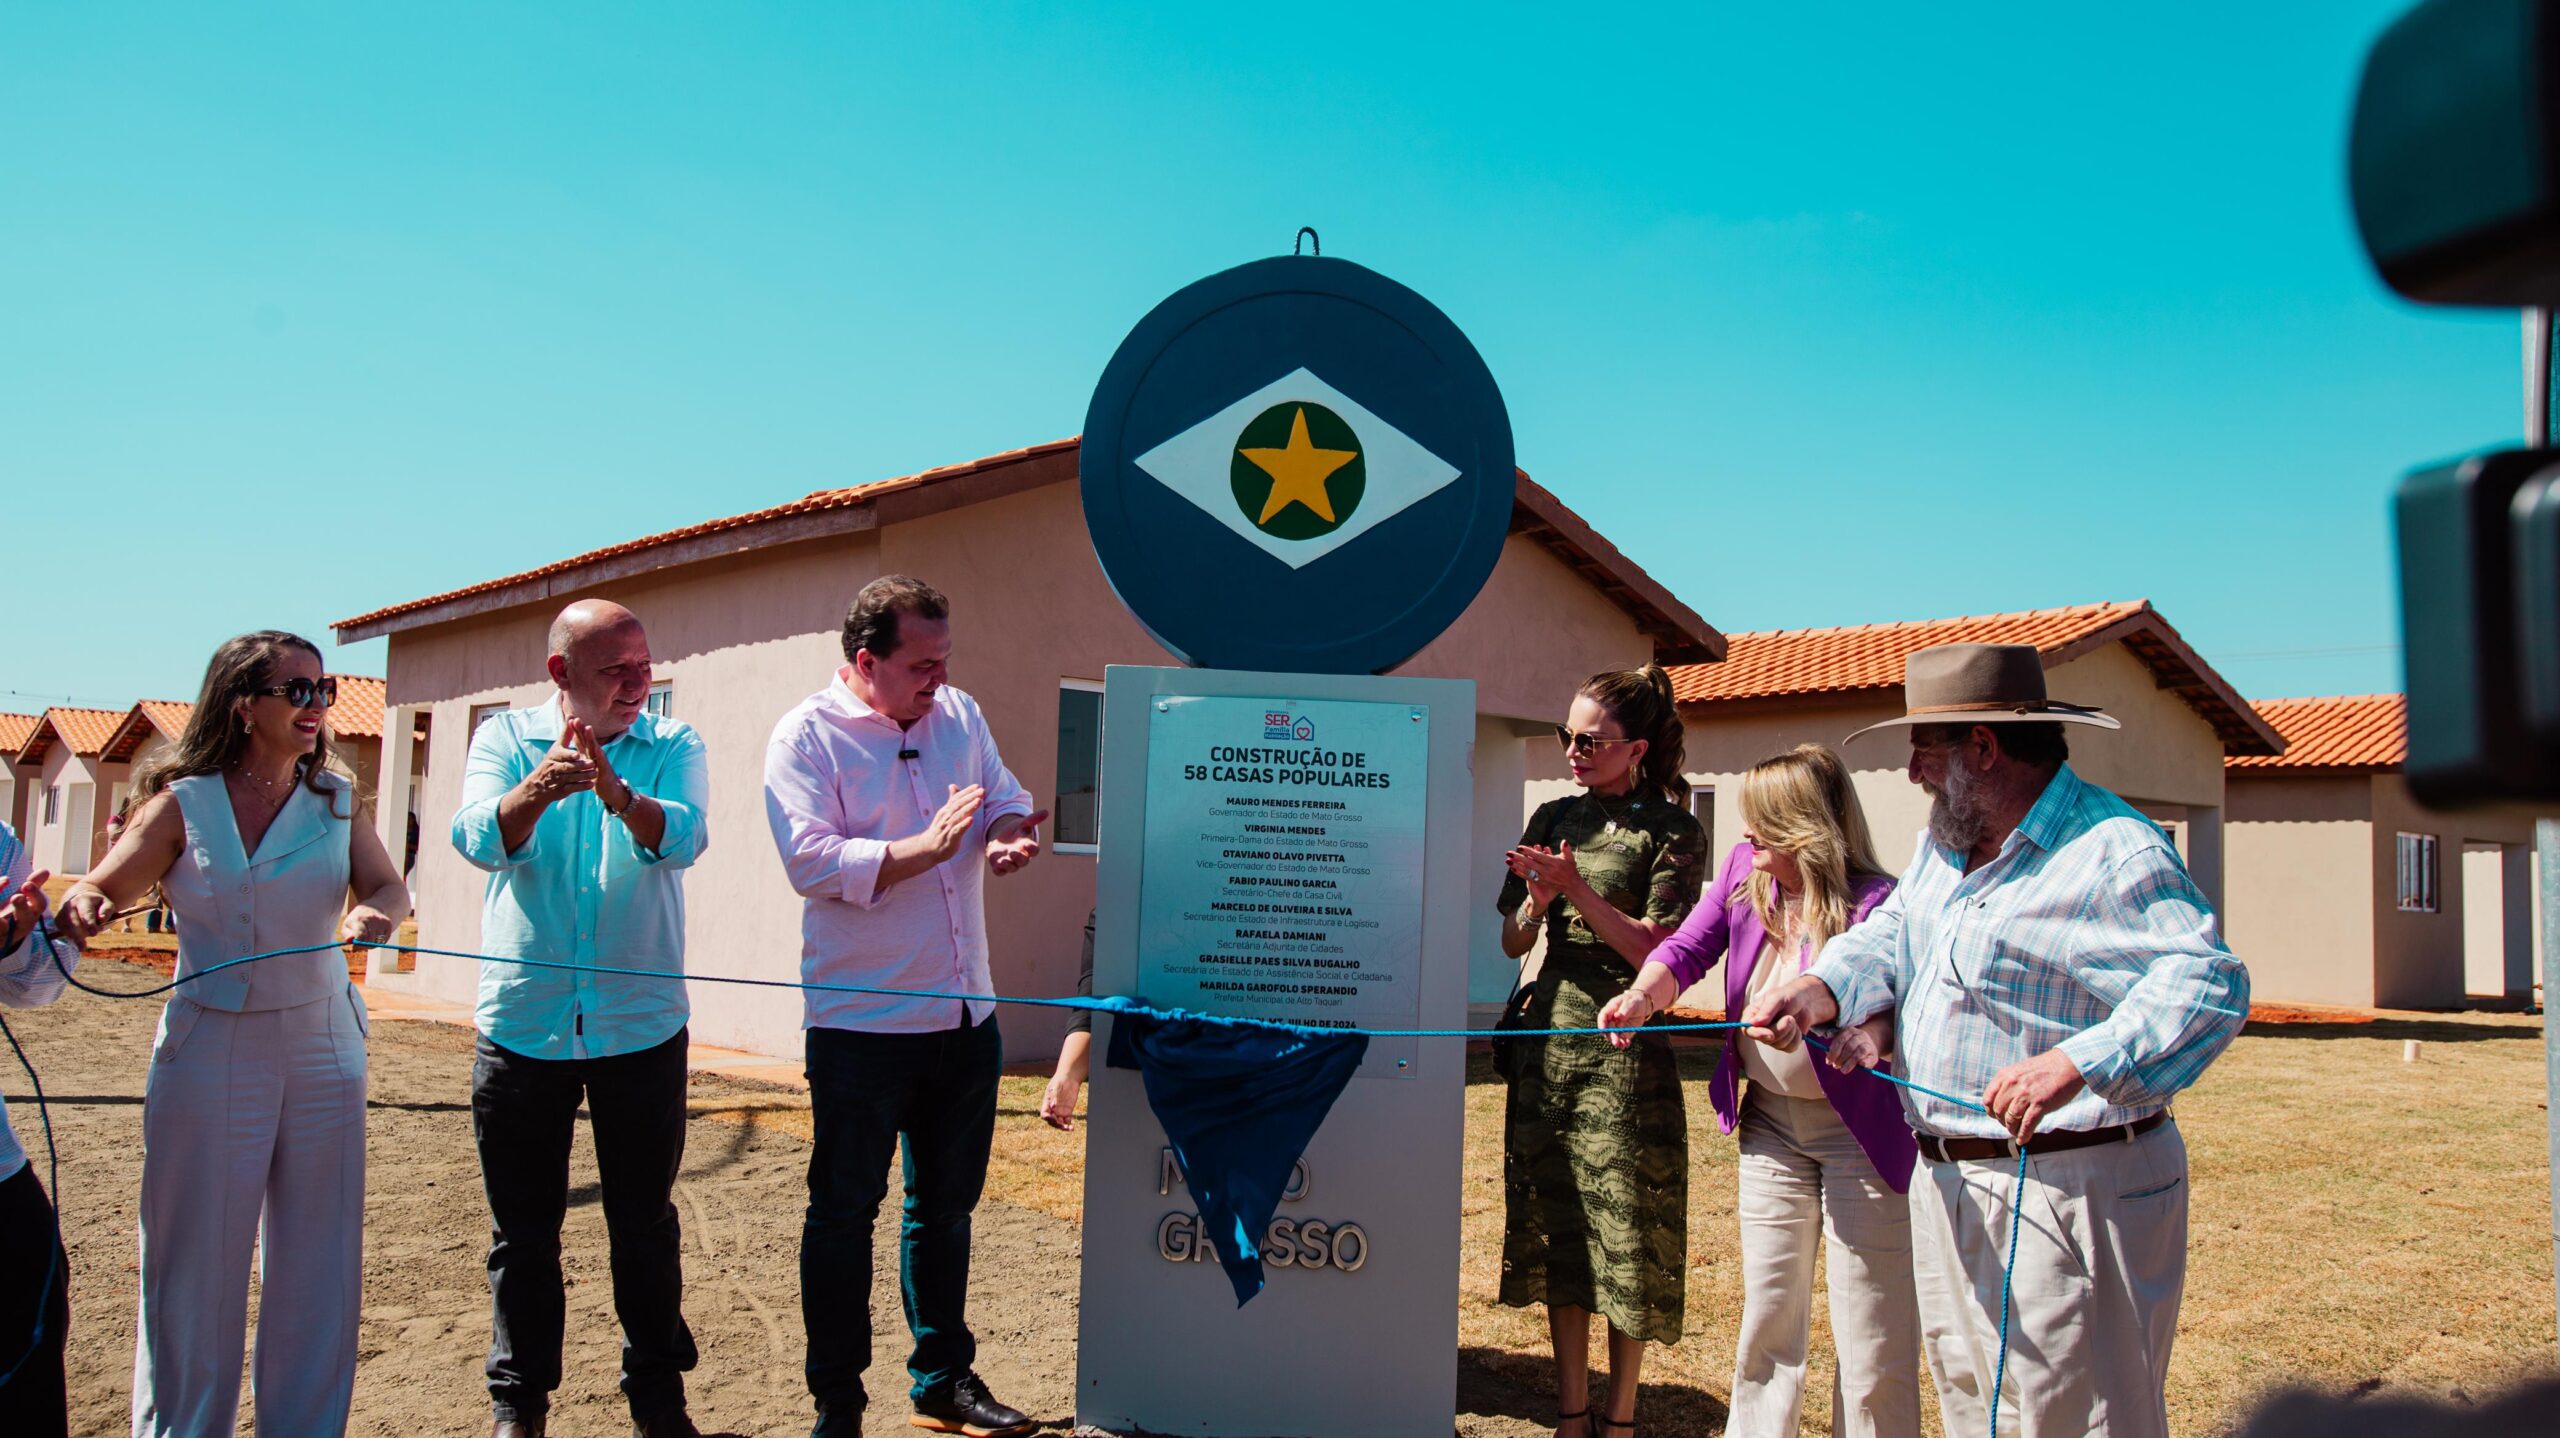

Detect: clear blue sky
[0, 2, 2518, 713]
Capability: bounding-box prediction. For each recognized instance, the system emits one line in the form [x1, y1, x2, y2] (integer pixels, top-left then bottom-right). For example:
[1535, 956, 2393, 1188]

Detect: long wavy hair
[1578, 663, 1689, 804]
[130, 631, 350, 818]
[1738, 744, 1885, 952]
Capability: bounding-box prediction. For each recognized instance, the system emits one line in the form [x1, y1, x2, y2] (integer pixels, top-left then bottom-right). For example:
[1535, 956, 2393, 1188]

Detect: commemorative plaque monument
[1075, 248, 1513, 1436]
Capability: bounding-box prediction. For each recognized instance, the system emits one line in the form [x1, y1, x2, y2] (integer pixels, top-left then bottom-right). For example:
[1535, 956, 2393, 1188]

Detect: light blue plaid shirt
[1809, 764, 2248, 1141]
[0, 822, 78, 1182]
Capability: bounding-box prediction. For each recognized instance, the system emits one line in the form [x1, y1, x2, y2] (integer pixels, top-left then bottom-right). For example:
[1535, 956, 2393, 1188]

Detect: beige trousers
[1731, 1088, 1923, 1438]
[1908, 1118, 2188, 1438]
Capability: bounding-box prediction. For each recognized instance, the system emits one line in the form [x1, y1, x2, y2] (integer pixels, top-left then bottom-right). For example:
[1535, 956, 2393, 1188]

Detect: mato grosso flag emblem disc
[1082, 255, 1514, 674]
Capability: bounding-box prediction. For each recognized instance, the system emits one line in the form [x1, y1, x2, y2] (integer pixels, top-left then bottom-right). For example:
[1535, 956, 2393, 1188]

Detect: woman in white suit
[59, 630, 409, 1438]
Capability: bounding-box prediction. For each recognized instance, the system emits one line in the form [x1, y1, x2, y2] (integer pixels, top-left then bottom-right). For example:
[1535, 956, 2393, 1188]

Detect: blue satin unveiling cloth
[1096, 996, 1369, 1305]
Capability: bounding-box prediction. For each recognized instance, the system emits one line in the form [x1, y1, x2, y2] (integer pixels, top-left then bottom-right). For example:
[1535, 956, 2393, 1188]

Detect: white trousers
[132, 989, 369, 1438]
[1731, 1088, 1923, 1438]
[1908, 1119, 2188, 1438]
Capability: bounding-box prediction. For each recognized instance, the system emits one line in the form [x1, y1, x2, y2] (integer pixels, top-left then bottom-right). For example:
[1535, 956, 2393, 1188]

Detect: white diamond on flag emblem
[1133, 367, 1463, 570]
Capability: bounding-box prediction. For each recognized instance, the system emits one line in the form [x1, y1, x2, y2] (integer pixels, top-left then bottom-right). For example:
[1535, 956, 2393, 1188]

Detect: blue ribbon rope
[16, 921, 2068, 1432]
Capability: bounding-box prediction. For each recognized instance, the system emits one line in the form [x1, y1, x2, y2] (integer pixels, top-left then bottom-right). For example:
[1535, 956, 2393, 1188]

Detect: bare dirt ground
[10, 962, 1078, 1438]
[5, 959, 2556, 1435]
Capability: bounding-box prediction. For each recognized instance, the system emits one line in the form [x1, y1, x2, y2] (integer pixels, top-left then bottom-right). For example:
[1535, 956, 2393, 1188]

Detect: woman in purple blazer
[1598, 744, 1923, 1438]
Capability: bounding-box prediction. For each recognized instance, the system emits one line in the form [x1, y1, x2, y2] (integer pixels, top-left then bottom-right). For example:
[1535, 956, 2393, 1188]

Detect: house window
[1054, 680, 1104, 851]
[1688, 784, 1715, 861]
[469, 702, 510, 734]
[42, 786, 59, 825]
[2396, 832, 2440, 913]
[644, 681, 674, 718]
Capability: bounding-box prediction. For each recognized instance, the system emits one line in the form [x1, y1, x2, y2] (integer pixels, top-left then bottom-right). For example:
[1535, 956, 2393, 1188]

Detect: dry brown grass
[446, 1004, 2560, 1432]
[686, 1075, 1092, 1228]
[2166, 1011, 2558, 1426]
[688, 1013, 2556, 1432]
[693, 1016, 2553, 1434]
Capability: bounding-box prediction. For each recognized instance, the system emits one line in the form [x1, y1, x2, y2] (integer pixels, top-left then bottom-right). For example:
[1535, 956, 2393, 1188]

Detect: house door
[61, 783, 94, 876]
[2460, 841, 2528, 1001]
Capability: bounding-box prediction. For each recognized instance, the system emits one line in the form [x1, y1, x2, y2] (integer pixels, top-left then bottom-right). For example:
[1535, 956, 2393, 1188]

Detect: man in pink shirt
[762, 575, 1047, 1438]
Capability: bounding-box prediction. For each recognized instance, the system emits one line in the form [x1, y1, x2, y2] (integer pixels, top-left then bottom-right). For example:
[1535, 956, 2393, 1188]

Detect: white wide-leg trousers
[130, 988, 368, 1438]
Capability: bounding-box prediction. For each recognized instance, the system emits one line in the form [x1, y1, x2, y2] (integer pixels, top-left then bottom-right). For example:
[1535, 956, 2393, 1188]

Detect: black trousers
[471, 1028, 698, 1421]
[801, 1013, 1001, 1409]
[0, 1162, 68, 1438]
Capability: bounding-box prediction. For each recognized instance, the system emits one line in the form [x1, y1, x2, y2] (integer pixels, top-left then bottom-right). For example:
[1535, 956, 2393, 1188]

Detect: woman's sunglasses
[251, 677, 339, 710]
[1554, 725, 1638, 756]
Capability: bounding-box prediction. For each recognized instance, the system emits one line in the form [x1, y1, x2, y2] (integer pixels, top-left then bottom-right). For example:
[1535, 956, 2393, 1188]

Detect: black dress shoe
[810, 1402, 865, 1438]
[632, 1407, 702, 1438]
[910, 1373, 1033, 1436]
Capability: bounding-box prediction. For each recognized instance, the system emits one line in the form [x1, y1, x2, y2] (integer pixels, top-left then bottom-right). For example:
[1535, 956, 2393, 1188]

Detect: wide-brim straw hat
[1844, 641, 2122, 743]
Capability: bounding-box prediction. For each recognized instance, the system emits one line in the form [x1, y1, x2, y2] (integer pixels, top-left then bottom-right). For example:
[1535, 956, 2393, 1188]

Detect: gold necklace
[231, 763, 296, 805]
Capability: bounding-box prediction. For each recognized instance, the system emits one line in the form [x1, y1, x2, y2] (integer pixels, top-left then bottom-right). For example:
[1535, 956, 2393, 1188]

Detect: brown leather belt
[1913, 1111, 2168, 1165]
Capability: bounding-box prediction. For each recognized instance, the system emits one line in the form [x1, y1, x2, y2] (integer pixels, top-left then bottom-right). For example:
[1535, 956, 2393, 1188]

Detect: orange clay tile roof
[333, 438, 1726, 667]
[1669, 600, 2284, 757]
[335, 440, 1084, 633]
[136, 699, 193, 737]
[328, 676, 388, 741]
[17, 706, 127, 763]
[0, 714, 36, 755]
[2227, 694, 2405, 773]
[99, 701, 196, 763]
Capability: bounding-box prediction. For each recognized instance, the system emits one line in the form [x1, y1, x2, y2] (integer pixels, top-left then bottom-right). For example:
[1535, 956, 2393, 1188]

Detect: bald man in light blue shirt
[452, 599, 711, 1438]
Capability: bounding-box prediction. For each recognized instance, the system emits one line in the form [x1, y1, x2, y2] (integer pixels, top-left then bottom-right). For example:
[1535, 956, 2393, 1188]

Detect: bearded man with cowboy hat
[1742, 642, 2249, 1438]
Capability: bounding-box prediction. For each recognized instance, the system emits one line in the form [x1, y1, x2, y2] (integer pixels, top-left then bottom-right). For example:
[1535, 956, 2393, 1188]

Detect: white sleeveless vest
[164, 770, 354, 1011]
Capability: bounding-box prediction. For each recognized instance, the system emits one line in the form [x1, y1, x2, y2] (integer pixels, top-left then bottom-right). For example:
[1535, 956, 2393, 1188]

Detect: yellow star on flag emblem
[1238, 406, 1360, 525]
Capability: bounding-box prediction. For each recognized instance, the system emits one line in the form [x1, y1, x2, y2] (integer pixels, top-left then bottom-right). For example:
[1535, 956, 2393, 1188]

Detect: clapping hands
[988, 808, 1050, 876]
[524, 732, 599, 807]
[1505, 841, 1578, 911]
[567, 719, 633, 812]
[923, 785, 986, 864]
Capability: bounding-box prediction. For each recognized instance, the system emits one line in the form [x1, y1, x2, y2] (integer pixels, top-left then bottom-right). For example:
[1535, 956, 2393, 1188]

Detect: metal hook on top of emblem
[1293, 226, 1320, 257]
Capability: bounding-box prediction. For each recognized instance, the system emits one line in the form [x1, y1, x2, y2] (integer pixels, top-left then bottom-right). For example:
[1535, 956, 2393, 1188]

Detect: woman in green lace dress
[1498, 664, 1707, 1438]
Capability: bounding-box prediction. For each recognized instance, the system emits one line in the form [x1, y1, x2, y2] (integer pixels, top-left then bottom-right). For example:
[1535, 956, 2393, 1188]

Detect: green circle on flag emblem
[1229, 401, 1366, 541]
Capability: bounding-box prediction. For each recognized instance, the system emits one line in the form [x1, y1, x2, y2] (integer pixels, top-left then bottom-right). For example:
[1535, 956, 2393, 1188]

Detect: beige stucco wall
[2223, 774, 2378, 1007]
[2368, 772, 2536, 1009]
[2040, 645, 2226, 810]
[377, 478, 1666, 1062]
[2224, 770, 2539, 1010]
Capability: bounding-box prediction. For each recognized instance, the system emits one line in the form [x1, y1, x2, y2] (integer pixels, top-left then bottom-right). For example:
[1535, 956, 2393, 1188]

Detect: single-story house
[13, 707, 129, 876]
[0, 713, 37, 846]
[334, 437, 1726, 1061]
[96, 701, 196, 826]
[2225, 694, 2543, 1010]
[1530, 600, 2283, 1011]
